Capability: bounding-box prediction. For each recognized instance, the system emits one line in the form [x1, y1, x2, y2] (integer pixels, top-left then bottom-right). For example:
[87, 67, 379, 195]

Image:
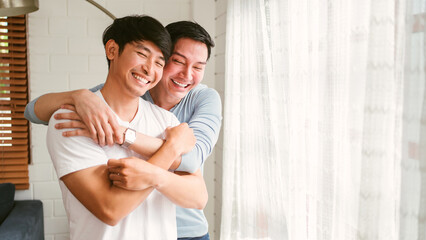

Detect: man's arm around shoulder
[47, 109, 153, 226]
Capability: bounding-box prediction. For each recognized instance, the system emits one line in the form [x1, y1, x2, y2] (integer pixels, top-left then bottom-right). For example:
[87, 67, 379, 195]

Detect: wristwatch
[121, 127, 136, 148]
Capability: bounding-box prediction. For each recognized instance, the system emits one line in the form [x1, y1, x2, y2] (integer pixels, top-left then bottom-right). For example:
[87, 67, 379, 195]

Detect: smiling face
[156, 38, 208, 106]
[107, 39, 166, 98]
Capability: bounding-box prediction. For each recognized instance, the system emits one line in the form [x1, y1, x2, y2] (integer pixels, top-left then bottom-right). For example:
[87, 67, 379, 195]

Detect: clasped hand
[107, 157, 159, 191]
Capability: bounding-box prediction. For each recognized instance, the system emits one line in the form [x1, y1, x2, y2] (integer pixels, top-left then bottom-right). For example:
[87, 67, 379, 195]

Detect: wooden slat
[0, 25, 25, 31]
[0, 146, 28, 152]
[15, 183, 29, 190]
[0, 52, 26, 58]
[0, 100, 27, 105]
[0, 152, 28, 158]
[0, 93, 27, 99]
[0, 139, 28, 145]
[0, 107, 26, 112]
[0, 165, 28, 172]
[0, 113, 26, 118]
[0, 46, 26, 52]
[0, 66, 26, 71]
[0, 17, 25, 24]
[0, 31, 25, 38]
[0, 39, 26, 44]
[0, 86, 27, 91]
[0, 119, 28, 125]
[0, 179, 29, 185]
[0, 125, 28, 131]
[0, 59, 26, 65]
[0, 170, 28, 178]
[0, 132, 28, 138]
[0, 158, 28, 165]
[0, 79, 27, 85]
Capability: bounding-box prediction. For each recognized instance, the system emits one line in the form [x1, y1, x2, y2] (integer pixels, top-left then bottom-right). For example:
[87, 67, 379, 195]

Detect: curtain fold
[221, 0, 425, 239]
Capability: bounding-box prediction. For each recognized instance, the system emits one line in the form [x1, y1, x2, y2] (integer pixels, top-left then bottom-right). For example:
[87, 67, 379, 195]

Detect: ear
[105, 39, 118, 60]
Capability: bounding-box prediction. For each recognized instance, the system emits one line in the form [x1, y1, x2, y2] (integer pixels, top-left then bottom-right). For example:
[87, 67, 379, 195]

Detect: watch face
[127, 129, 136, 142]
[122, 128, 136, 148]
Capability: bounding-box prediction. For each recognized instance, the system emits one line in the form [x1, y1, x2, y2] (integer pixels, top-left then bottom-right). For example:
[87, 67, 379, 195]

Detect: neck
[101, 76, 140, 122]
[149, 86, 180, 111]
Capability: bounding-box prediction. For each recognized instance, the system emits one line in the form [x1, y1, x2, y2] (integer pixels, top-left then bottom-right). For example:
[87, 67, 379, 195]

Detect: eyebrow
[173, 51, 207, 65]
[134, 43, 165, 62]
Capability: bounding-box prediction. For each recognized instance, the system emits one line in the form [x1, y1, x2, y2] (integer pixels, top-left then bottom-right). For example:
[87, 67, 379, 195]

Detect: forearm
[175, 88, 222, 173]
[128, 131, 164, 159]
[103, 141, 187, 222]
[145, 140, 180, 170]
[32, 90, 84, 122]
[62, 165, 154, 226]
[154, 169, 208, 209]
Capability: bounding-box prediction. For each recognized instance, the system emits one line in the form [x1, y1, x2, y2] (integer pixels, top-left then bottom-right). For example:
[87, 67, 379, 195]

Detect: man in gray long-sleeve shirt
[25, 21, 222, 240]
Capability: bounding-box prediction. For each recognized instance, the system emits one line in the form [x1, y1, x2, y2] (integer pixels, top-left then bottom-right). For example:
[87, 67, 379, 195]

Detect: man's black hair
[102, 15, 172, 67]
[165, 21, 215, 60]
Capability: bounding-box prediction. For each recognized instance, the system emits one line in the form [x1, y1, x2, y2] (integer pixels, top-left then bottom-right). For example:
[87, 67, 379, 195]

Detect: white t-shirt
[46, 91, 180, 240]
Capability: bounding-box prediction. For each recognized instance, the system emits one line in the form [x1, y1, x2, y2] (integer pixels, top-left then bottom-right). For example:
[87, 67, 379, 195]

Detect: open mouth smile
[132, 73, 150, 84]
[172, 79, 189, 88]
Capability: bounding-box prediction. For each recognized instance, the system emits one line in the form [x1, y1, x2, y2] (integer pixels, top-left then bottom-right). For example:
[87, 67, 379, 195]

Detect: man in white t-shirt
[46, 15, 207, 240]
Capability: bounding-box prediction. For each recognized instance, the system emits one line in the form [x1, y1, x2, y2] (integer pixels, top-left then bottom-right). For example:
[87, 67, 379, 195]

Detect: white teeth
[133, 73, 149, 84]
[172, 79, 188, 88]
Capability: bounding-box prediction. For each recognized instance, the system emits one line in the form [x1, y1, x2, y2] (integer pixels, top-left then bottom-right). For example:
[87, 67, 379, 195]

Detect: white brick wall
[23, 0, 221, 239]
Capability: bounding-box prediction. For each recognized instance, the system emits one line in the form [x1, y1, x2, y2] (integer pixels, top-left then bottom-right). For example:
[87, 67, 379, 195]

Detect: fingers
[103, 122, 114, 146]
[60, 104, 76, 112]
[55, 120, 86, 130]
[107, 158, 123, 168]
[110, 117, 123, 144]
[54, 112, 82, 121]
[54, 119, 91, 138]
[62, 129, 91, 138]
[94, 120, 106, 146]
[109, 172, 122, 180]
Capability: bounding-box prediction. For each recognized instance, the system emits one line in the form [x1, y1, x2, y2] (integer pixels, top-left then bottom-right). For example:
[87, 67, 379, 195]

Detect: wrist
[163, 139, 181, 159]
[69, 89, 87, 105]
[152, 166, 167, 190]
[121, 127, 136, 148]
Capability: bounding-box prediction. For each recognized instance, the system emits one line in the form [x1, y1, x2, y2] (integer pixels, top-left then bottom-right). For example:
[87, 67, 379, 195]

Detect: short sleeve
[24, 96, 48, 125]
[46, 109, 108, 178]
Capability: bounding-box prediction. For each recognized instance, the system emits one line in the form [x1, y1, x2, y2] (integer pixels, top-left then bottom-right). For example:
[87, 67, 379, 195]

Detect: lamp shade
[0, 0, 39, 17]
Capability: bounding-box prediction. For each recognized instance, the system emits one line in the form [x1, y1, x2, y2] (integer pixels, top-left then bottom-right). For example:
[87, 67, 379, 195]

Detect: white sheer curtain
[221, 0, 425, 239]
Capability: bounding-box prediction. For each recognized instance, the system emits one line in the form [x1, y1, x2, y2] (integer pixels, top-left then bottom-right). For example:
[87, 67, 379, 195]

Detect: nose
[180, 66, 193, 81]
[142, 58, 154, 76]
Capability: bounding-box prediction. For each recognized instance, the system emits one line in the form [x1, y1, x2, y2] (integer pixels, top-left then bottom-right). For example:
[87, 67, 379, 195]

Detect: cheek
[156, 69, 164, 81]
[193, 72, 204, 83]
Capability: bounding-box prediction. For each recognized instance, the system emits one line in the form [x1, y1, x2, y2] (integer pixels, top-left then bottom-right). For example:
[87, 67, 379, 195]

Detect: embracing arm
[47, 110, 184, 225]
[108, 160, 208, 210]
[25, 84, 122, 146]
[61, 141, 185, 226]
[176, 88, 222, 172]
[130, 88, 222, 172]
[52, 87, 221, 172]
[25, 90, 81, 124]
[108, 123, 207, 209]
[61, 165, 153, 226]
[25, 84, 104, 124]
[156, 169, 208, 209]
[62, 141, 187, 226]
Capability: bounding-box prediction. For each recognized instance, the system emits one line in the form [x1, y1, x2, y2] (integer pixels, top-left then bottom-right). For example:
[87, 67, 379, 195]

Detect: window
[0, 15, 30, 190]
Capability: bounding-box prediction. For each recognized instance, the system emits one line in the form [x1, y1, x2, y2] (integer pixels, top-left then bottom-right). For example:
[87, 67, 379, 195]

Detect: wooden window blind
[0, 15, 30, 190]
